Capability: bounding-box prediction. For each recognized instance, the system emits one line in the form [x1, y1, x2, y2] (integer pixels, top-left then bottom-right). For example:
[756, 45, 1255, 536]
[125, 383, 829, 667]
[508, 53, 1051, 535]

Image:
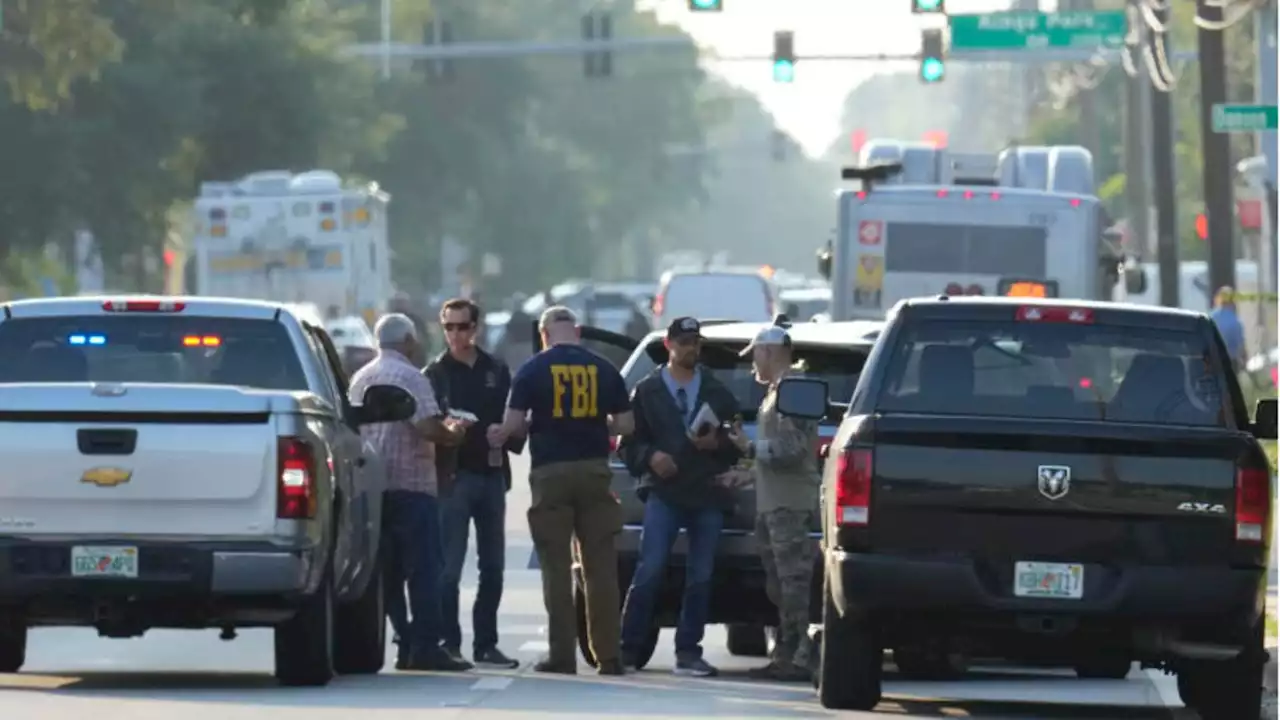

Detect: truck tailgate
[0, 384, 284, 538]
[870, 415, 1243, 565]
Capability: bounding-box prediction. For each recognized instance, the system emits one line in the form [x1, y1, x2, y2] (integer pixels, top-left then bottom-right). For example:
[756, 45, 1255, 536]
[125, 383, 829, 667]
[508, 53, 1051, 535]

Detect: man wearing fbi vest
[493, 306, 634, 675]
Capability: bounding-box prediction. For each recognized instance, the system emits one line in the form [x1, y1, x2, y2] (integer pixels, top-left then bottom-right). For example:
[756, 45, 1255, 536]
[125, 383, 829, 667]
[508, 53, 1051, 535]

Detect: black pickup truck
[812, 296, 1276, 719]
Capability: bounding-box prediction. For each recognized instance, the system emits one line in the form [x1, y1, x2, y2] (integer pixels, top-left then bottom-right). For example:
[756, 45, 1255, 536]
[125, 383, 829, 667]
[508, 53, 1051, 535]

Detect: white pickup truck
[0, 296, 414, 686]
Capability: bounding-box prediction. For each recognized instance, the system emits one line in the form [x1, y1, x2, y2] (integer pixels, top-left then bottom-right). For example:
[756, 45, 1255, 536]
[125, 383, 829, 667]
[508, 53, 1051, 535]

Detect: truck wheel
[727, 624, 769, 657]
[575, 577, 657, 669]
[274, 572, 336, 687]
[817, 576, 881, 711]
[1176, 623, 1265, 720]
[333, 560, 386, 675]
[0, 612, 26, 673]
[1073, 657, 1130, 679]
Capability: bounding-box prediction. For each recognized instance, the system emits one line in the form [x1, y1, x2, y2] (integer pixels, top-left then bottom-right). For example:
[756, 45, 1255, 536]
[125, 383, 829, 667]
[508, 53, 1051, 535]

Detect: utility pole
[1149, 5, 1179, 307]
[1196, 0, 1236, 294]
[1124, 3, 1152, 264]
[1256, 2, 1277, 299]
[1066, 0, 1100, 159]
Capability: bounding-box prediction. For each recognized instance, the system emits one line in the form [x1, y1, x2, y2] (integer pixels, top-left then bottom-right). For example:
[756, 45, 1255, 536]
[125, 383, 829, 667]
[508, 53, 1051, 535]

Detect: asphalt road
[0, 452, 1229, 719]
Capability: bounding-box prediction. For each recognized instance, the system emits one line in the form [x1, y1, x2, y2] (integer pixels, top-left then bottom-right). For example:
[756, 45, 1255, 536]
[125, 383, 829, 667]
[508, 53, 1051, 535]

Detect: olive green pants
[528, 459, 623, 666]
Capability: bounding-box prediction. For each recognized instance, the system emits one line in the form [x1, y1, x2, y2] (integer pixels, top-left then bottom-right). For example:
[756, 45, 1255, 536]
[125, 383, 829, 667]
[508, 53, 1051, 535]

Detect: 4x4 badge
[1038, 465, 1071, 500]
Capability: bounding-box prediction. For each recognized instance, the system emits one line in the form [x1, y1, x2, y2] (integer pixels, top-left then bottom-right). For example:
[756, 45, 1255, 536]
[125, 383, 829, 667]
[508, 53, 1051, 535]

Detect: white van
[652, 270, 777, 327]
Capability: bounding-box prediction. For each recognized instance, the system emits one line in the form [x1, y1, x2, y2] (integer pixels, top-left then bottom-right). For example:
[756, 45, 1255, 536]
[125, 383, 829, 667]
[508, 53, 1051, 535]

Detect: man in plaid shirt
[348, 313, 472, 671]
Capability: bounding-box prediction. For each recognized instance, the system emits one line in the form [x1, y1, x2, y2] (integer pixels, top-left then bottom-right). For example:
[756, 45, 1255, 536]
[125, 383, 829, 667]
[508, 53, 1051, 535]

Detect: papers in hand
[448, 409, 479, 423]
[689, 403, 720, 437]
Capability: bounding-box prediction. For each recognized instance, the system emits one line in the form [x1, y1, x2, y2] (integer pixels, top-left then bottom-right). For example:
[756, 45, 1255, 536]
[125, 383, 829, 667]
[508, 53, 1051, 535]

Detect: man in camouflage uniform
[728, 322, 821, 682]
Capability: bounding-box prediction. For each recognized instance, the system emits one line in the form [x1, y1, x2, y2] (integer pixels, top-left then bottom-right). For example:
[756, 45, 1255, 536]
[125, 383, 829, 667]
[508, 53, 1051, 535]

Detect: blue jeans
[620, 494, 724, 660]
[382, 490, 443, 660]
[439, 469, 507, 654]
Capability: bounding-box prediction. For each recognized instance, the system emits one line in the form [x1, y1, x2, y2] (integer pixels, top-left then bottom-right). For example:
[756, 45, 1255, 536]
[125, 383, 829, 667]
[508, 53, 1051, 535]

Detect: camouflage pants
[755, 508, 814, 669]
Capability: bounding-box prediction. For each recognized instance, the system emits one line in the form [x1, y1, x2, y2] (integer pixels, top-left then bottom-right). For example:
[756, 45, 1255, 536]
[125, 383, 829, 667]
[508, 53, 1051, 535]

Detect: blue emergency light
[68, 334, 106, 346]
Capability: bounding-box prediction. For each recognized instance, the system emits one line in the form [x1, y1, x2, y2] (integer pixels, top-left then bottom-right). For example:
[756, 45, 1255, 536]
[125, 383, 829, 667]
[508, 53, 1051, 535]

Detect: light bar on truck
[102, 300, 186, 312]
[182, 335, 222, 347]
[999, 279, 1059, 298]
[68, 334, 106, 346]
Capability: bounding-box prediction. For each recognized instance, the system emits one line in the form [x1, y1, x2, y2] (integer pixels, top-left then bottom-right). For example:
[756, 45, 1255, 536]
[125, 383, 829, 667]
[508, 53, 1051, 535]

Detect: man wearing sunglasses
[425, 298, 524, 669]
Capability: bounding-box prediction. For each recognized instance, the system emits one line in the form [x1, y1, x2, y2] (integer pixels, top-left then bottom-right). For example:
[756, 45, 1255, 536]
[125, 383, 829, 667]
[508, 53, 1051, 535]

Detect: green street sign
[1212, 104, 1279, 133]
[949, 11, 1127, 51]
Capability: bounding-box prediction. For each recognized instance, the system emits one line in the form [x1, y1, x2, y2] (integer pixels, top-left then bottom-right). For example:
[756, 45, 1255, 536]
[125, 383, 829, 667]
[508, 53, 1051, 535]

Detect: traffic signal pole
[1196, 0, 1237, 295]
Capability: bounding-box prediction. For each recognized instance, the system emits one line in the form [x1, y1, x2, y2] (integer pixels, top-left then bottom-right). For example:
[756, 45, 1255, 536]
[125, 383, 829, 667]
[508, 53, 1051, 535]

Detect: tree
[0, 0, 123, 111]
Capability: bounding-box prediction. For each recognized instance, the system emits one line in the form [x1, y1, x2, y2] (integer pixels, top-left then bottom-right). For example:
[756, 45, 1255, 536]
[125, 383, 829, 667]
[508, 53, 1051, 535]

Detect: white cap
[740, 325, 792, 357]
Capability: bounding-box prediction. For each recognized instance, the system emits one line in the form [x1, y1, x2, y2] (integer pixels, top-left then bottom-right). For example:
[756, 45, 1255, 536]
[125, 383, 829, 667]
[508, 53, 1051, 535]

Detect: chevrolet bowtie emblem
[81, 467, 132, 488]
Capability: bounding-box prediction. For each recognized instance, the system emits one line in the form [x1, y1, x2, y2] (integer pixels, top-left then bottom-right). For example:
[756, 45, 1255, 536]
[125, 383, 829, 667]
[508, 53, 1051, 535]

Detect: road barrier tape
[1231, 292, 1279, 301]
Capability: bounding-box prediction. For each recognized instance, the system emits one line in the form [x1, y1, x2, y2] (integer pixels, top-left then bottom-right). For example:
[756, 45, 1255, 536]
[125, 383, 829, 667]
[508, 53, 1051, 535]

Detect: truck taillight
[1234, 466, 1270, 543]
[835, 448, 872, 525]
[278, 437, 317, 520]
[102, 299, 186, 312]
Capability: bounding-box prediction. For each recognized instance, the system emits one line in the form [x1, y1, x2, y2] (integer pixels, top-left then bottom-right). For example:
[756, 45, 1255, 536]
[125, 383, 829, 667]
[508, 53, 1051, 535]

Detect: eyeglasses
[443, 322, 475, 332]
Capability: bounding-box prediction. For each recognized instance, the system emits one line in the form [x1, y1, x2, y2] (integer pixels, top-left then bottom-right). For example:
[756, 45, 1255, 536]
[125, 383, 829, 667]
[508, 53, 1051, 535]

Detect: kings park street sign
[949, 11, 1128, 52]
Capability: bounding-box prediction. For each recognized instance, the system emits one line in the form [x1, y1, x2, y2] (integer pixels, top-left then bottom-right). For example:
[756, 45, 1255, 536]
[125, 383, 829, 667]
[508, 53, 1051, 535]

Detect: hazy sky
[649, 0, 1033, 157]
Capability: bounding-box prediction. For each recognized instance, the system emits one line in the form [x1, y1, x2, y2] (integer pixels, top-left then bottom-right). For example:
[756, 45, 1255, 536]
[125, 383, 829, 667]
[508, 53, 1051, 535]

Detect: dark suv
[543, 319, 882, 668]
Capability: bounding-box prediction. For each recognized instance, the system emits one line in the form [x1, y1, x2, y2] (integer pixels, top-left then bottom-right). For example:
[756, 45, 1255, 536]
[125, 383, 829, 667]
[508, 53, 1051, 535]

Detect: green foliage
[0, 0, 720, 295]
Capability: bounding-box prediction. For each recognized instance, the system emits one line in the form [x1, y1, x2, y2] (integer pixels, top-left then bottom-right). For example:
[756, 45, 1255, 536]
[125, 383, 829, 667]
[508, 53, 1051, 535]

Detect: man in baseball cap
[739, 324, 791, 358]
[668, 316, 702, 341]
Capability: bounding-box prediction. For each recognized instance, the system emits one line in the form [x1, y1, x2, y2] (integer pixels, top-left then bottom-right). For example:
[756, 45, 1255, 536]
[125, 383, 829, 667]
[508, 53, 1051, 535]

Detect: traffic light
[582, 12, 613, 78]
[919, 29, 945, 83]
[688, 0, 724, 11]
[772, 31, 795, 83]
[419, 20, 454, 80]
[912, 0, 946, 13]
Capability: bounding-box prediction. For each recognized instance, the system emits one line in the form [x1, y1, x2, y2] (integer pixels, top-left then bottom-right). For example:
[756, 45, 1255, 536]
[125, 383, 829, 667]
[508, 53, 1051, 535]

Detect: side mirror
[1123, 264, 1148, 295]
[1252, 398, 1277, 440]
[777, 377, 829, 420]
[353, 384, 417, 425]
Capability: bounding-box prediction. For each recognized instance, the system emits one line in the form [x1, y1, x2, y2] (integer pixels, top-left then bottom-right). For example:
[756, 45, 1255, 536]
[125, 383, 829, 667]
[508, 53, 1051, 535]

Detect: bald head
[539, 305, 579, 346]
[375, 313, 421, 360]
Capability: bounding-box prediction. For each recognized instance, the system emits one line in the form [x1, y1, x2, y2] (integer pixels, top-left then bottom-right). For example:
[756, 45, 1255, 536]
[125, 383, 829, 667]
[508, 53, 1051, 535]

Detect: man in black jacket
[619, 317, 742, 677]
[425, 298, 525, 669]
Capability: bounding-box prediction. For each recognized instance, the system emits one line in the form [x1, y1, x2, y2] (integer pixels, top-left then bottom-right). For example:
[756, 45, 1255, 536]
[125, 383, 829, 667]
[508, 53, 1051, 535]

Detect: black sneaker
[474, 647, 520, 669]
[532, 656, 577, 675]
[747, 661, 809, 682]
[674, 656, 718, 677]
[596, 658, 625, 676]
[406, 648, 473, 672]
[441, 646, 466, 664]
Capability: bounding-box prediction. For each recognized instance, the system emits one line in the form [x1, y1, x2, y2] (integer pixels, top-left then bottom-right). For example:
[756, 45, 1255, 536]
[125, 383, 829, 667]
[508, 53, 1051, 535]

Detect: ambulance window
[292, 202, 311, 217]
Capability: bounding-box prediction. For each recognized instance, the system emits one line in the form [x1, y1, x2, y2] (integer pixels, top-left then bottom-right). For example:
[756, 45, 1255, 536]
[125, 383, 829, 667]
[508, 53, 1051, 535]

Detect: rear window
[624, 341, 866, 422]
[884, 222, 1047, 277]
[0, 316, 307, 390]
[662, 275, 773, 322]
[875, 318, 1226, 427]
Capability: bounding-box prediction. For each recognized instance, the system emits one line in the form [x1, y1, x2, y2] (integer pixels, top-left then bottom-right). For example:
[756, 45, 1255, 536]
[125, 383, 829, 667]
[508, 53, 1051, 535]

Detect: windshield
[0, 316, 308, 391]
[326, 319, 374, 349]
[875, 319, 1226, 427]
[624, 341, 866, 422]
[661, 275, 773, 322]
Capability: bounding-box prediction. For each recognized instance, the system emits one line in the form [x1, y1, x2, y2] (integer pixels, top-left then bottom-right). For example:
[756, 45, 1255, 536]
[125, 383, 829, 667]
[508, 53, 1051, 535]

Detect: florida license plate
[70, 546, 139, 578]
[1013, 561, 1083, 599]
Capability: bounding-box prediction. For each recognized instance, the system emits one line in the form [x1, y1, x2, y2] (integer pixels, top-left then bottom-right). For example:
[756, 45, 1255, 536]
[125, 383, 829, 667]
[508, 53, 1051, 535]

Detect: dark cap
[666, 316, 702, 339]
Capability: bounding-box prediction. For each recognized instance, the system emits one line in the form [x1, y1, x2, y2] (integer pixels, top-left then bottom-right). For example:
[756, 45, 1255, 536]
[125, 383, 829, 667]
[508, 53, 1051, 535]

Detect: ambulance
[190, 170, 392, 325]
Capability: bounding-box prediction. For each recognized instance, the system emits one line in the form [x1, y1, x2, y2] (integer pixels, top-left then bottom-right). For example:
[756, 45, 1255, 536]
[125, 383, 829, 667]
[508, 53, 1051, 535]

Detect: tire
[817, 575, 881, 711]
[1073, 657, 1131, 680]
[333, 560, 386, 675]
[727, 623, 769, 657]
[0, 612, 26, 674]
[893, 645, 968, 680]
[274, 571, 336, 687]
[1176, 622, 1266, 720]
